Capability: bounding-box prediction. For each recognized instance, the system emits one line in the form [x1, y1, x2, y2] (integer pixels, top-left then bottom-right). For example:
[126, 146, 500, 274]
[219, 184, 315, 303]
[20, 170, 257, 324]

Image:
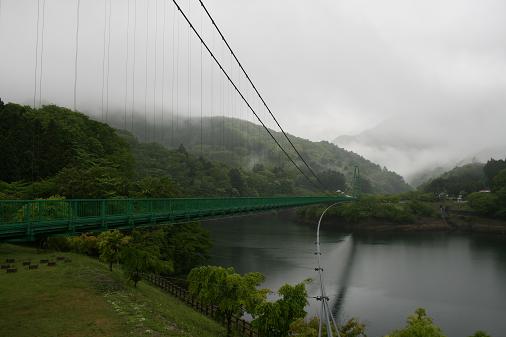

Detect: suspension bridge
[0, 196, 354, 242]
[0, 0, 359, 245]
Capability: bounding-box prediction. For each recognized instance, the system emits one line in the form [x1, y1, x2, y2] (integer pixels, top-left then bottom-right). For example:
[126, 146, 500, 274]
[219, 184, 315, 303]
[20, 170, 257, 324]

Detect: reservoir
[204, 212, 506, 337]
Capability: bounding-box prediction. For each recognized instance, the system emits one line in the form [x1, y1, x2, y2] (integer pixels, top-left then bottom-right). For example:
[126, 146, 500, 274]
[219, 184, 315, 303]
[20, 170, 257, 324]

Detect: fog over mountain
[334, 106, 506, 184]
[1, 0, 505, 183]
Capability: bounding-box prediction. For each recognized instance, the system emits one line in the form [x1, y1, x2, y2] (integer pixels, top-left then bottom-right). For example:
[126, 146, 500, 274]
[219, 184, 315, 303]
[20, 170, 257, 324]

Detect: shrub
[468, 192, 499, 215]
[385, 308, 445, 337]
[97, 230, 130, 271]
[68, 234, 99, 257]
[46, 237, 73, 252]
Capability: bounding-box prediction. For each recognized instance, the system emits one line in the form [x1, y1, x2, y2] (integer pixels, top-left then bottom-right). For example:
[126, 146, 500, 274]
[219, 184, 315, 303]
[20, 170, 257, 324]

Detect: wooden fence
[144, 274, 258, 337]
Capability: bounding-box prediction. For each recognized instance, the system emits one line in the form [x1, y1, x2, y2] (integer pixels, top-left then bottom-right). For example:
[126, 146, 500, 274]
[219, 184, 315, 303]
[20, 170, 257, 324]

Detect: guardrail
[144, 274, 258, 337]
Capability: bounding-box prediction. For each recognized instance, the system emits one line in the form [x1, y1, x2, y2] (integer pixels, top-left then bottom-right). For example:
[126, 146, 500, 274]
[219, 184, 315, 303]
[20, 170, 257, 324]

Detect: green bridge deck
[0, 196, 352, 242]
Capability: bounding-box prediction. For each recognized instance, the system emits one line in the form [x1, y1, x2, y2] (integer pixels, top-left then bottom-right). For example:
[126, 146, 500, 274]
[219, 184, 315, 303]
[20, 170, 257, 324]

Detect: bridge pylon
[352, 166, 361, 199]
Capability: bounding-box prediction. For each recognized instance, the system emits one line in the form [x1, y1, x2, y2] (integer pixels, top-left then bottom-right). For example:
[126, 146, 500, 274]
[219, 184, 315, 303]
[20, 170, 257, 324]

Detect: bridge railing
[0, 196, 351, 240]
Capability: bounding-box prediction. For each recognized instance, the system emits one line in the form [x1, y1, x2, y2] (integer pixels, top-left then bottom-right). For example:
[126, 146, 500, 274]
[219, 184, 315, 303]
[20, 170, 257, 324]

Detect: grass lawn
[0, 243, 226, 337]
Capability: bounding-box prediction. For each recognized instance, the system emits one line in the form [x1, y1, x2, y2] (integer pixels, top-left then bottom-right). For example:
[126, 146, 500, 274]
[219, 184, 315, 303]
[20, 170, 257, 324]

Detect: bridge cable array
[33, 0, 41, 108]
[22, 0, 328, 193]
[73, 0, 81, 112]
[38, 0, 46, 108]
[171, 0, 323, 191]
[131, 0, 138, 132]
[196, 0, 327, 191]
[124, 0, 131, 131]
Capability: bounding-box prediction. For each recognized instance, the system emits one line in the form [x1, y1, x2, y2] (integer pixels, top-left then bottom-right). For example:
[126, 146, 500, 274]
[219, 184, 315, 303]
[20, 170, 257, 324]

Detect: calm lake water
[203, 211, 506, 337]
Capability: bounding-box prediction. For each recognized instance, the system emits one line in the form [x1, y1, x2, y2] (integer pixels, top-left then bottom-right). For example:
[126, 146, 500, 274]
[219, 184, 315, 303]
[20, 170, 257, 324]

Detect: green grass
[0, 244, 226, 337]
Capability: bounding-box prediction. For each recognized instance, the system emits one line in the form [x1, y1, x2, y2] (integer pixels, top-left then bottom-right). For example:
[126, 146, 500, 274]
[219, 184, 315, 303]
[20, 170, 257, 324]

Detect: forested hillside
[420, 163, 487, 195]
[0, 102, 409, 198]
[108, 113, 411, 194]
[0, 103, 340, 198]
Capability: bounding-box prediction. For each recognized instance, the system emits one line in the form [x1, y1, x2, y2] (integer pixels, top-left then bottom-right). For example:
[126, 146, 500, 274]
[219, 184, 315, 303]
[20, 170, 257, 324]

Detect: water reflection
[203, 212, 506, 337]
[330, 235, 357, 321]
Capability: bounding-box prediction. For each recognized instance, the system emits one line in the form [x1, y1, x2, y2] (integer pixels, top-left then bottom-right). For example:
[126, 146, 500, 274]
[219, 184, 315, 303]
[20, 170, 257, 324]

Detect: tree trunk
[226, 314, 232, 337]
[109, 261, 113, 271]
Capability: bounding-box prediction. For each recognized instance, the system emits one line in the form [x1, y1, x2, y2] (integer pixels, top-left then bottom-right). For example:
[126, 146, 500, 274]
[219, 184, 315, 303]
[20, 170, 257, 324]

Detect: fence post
[25, 201, 32, 240]
[69, 200, 76, 235]
[100, 200, 107, 230]
[127, 199, 134, 227]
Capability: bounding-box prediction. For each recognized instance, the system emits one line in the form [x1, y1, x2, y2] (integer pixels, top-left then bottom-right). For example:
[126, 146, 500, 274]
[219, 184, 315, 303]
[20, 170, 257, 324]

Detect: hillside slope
[419, 163, 486, 195]
[0, 103, 330, 198]
[0, 244, 226, 337]
[110, 115, 411, 194]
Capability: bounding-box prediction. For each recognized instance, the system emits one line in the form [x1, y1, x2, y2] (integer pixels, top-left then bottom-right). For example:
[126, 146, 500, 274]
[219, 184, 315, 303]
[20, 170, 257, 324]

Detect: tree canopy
[187, 266, 267, 336]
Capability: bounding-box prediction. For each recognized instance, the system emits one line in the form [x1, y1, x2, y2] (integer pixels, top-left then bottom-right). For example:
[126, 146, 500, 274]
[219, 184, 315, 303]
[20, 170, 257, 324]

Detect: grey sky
[1, 0, 505, 179]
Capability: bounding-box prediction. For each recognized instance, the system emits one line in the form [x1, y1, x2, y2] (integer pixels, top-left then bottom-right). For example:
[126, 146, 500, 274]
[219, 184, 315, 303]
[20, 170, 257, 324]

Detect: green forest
[419, 159, 506, 218]
[106, 109, 410, 194]
[0, 102, 409, 199]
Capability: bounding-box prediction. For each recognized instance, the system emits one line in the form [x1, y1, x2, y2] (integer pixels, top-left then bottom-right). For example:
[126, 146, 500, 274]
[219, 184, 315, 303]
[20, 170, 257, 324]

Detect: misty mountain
[106, 113, 411, 194]
[334, 111, 506, 185]
[419, 163, 487, 195]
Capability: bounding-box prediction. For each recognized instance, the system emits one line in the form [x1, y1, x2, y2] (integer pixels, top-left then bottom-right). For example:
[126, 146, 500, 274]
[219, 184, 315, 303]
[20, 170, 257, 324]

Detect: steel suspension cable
[124, 0, 131, 130]
[73, 0, 81, 111]
[106, 0, 112, 121]
[175, 10, 180, 143]
[200, 6, 203, 156]
[210, 28, 214, 146]
[161, 0, 167, 143]
[100, 0, 108, 121]
[170, 2, 176, 145]
[38, 0, 46, 107]
[197, 0, 326, 190]
[33, 0, 41, 108]
[152, 0, 159, 141]
[153, 0, 159, 142]
[170, 0, 320, 190]
[187, 0, 191, 133]
[144, 0, 149, 140]
[131, 0, 138, 131]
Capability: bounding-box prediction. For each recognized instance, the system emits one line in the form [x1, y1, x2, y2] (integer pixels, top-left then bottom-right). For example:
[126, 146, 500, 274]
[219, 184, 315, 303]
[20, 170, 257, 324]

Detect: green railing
[0, 196, 352, 241]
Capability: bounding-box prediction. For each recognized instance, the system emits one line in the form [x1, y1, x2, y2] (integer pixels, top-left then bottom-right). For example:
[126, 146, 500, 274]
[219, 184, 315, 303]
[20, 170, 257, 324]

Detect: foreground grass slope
[0, 244, 226, 337]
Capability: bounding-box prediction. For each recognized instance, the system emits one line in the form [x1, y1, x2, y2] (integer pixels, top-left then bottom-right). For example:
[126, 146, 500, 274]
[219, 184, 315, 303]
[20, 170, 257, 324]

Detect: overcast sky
[1, 0, 505, 178]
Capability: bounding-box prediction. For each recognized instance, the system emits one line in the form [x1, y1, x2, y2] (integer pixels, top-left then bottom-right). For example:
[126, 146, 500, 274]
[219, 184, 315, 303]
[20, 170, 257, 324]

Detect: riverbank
[0, 244, 226, 337]
[298, 214, 506, 234]
[296, 198, 506, 235]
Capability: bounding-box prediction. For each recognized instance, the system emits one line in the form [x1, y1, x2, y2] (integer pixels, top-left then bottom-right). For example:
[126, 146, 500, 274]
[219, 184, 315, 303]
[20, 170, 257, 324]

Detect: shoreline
[297, 214, 506, 235]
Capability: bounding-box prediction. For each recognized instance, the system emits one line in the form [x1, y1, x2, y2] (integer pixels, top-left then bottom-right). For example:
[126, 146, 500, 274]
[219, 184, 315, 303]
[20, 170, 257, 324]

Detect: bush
[46, 237, 73, 252]
[253, 281, 310, 337]
[385, 308, 445, 337]
[68, 234, 99, 257]
[468, 192, 499, 215]
[97, 230, 130, 271]
[121, 230, 172, 287]
[289, 316, 367, 337]
[407, 200, 436, 217]
[188, 265, 266, 337]
[161, 222, 212, 275]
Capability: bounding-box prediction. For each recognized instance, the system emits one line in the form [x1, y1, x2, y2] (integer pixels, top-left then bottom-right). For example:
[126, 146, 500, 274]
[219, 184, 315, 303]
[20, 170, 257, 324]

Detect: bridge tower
[352, 166, 361, 198]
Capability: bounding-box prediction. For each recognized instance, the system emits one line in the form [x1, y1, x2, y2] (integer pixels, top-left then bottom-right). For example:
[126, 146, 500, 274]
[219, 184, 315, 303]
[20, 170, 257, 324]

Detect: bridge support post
[101, 200, 107, 231]
[68, 200, 76, 235]
[127, 199, 133, 227]
[149, 199, 155, 225]
[25, 202, 33, 241]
